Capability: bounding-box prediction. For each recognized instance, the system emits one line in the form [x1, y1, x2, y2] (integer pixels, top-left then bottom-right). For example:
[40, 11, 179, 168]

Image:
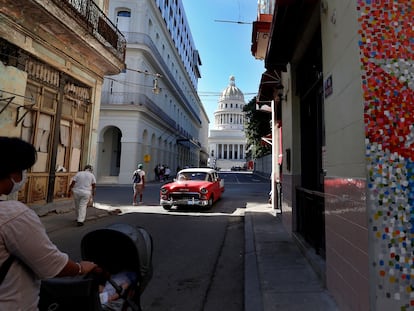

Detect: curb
[244, 212, 264, 311]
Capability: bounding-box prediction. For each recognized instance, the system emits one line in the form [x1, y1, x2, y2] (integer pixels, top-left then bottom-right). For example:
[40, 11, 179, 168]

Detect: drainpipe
[271, 99, 278, 209]
[47, 73, 65, 203]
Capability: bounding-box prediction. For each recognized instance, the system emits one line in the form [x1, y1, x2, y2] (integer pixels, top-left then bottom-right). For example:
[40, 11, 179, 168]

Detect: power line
[198, 92, 257, 97]
[125, 67, 163, 78]
[214, 20, 251, 24]
[106, 77, 257, 97]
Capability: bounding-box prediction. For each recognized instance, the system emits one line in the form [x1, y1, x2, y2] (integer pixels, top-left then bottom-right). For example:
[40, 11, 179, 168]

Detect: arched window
[116, 10, 131, 34]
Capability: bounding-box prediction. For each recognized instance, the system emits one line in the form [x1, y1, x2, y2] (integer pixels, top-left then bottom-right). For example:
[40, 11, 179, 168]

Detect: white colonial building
[97, 0, 209, 184]
[208, 76, 247, 170]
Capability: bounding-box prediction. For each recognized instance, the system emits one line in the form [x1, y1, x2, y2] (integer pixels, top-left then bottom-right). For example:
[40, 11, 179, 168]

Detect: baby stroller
[38, 223, 153, 311]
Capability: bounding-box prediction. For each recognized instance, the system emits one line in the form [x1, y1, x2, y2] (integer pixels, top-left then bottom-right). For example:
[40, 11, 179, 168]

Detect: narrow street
[47, 172, 269, 310]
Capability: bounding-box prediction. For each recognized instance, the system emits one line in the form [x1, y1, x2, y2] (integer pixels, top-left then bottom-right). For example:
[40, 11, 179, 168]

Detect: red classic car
[160, 168, 224, 210]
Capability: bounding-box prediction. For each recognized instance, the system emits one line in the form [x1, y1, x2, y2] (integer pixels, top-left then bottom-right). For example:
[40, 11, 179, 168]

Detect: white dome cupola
[214, 76, 246, 130]
[208, 75, 248, 170]
[220, 75, 245, 101]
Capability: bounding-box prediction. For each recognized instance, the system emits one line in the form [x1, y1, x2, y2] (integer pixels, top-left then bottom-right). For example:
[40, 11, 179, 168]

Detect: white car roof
[178, 168, 217, 174]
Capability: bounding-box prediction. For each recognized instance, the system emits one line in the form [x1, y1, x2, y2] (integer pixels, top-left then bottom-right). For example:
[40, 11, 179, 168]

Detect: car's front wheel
[206, 195, 214, 210]
[163, 205, 172, 210]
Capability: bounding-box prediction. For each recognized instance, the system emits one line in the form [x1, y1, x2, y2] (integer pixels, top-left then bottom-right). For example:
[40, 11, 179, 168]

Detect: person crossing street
[132, 164, 146, 205]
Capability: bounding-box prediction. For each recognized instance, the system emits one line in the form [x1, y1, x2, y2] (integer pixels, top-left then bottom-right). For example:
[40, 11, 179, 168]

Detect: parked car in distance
[231, 165, 247, 171]
[231, 166, 242, 171]
[160, 168, 224, 210]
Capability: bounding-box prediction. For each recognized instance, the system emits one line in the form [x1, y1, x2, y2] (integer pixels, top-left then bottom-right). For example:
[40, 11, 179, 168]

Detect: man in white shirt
[68, 165, 96, 226]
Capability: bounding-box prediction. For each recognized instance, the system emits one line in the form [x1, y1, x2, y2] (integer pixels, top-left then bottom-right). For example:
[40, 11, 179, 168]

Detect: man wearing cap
[68, 165, 96, 226]
[132, 164, 146, 205]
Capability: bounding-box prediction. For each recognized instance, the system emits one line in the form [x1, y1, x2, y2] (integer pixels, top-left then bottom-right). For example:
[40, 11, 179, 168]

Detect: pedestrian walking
[164, 166, 171, 181]
[0, 136, 96, 310]
[132, 163, 146, 205]
[154, 165, 159, 181]
[159, 164, 165, 181]
[68, 164, 96, 226]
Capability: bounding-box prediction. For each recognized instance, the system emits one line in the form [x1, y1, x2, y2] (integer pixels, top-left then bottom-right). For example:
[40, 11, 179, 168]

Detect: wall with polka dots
[358, 1, 414, 310]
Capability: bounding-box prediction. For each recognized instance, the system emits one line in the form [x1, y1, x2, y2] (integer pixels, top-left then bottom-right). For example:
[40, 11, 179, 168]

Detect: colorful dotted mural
[357, 1, 414, 309]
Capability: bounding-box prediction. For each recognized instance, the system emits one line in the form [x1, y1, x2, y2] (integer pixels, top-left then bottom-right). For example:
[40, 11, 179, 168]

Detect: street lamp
[152, 78, 160, 94]
[126, 67, 163, 94]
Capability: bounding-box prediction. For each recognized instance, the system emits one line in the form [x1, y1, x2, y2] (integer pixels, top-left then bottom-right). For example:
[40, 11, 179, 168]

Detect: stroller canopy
[81, 223, 153, 290]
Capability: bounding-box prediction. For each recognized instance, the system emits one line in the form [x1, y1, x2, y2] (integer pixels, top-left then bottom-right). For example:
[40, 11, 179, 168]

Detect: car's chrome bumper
[160, 198, 209, 206]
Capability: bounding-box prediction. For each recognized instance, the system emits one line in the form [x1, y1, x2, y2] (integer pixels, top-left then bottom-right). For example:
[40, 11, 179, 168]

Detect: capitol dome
[220, 76, 245, 101]
[208, 75, 248, 171]
[213, 75, 246, 131]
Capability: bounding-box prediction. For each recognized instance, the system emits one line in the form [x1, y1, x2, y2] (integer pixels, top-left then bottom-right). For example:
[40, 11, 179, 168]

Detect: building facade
[252, 1, 414, 310]
[97, 0, 209, 184]
[208, 76, 247, 170]
[0, 0, 125, 207]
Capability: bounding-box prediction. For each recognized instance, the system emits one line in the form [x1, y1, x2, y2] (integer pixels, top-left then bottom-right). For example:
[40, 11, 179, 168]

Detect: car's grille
[170, 192, 200, 200]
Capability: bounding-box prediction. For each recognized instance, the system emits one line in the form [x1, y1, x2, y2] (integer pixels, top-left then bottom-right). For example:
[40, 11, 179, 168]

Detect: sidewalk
[40, 206, 110, 234]
[39, 202, 338, 310]
[244, 203, 338, 311]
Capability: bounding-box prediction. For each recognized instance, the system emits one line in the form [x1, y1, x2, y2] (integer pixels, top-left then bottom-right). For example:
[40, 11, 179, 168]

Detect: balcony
[251, 13, 273, 60]
[251, 0, 275, 60]
[0, 0, 126, 75]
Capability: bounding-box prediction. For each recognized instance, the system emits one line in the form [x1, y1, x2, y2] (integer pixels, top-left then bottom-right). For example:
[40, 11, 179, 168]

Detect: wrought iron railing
[296, 187, 326, 258]
[51, 0, 126, 60]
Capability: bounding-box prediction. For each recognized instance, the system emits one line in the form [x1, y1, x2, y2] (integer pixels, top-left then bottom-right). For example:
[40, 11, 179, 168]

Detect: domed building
[208, 76, 247, 170]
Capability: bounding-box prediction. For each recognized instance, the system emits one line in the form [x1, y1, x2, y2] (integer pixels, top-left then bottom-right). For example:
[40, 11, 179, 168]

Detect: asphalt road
[47, 172, 270, 311]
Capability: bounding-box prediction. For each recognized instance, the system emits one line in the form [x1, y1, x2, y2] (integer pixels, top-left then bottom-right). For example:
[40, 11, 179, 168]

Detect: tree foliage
[243, 97, 271, 158]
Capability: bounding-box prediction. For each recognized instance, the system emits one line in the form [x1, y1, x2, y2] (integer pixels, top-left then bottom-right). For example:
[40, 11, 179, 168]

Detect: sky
[181, 0, 265, 127]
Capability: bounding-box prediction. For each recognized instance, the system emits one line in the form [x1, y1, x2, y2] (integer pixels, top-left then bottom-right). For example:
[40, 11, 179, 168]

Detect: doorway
[295, 28, 326, 257]
[99, 127, 122, 181]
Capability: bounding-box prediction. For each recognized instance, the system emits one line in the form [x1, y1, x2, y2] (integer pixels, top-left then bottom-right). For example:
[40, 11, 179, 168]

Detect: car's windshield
[177, 172, 209, 181]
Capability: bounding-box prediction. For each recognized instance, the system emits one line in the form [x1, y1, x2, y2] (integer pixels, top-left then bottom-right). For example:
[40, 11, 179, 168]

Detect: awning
[265, 0, 319, 70]
[261, 133, 272, 146]
[257, 69, 283, 103]
[256, 102, 272, 112]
